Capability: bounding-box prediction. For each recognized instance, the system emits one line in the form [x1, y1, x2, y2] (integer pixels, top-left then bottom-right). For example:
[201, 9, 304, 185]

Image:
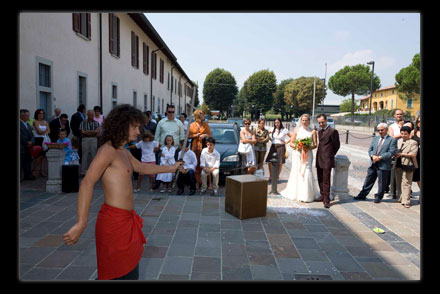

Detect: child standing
[57, 129, 73, 165]
[128, 130, 159, 192]
[156, 135, 176, 193]
[69, 137, 80, 166]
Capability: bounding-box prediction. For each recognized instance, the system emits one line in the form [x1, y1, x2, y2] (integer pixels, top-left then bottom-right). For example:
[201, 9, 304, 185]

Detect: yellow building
[358, 85, 420, 117]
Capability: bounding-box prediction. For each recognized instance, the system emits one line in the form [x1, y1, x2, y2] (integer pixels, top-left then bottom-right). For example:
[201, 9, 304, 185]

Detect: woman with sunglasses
[265, 118, 290, 182]
[188, 109, 212, 188]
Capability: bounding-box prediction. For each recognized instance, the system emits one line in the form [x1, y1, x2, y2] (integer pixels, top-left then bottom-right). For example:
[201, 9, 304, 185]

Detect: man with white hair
[354, 123, 397, 203]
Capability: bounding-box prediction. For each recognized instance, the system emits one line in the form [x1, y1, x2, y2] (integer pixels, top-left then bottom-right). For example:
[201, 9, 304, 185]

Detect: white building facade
[19, 12, 195, 119]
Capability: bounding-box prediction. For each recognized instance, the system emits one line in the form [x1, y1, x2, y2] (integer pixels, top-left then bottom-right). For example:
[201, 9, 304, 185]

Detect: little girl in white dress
[156, 135, 176, 193]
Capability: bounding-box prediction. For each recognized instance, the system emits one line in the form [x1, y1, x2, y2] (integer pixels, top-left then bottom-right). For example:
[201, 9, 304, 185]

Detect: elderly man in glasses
[354, 123, 397, 203]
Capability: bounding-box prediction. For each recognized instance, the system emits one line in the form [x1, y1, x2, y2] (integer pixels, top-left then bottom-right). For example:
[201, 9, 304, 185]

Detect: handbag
[401, 164, 415, 172]
[255, 168, 264, 178]
[238, 142, 252, 154]
[29, 145, 43, 158]
[42, 134, 51, 151]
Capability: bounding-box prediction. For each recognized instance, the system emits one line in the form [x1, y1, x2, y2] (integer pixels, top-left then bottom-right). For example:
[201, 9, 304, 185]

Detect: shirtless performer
[63, 104, 183, 280]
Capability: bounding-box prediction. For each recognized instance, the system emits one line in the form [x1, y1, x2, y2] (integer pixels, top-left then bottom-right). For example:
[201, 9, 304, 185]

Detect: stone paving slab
[19, 143, 421, 281]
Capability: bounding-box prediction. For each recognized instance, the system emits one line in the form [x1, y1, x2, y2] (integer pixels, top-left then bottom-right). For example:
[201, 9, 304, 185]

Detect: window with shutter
[131, 32, 135, 66]
[160, 59, 164, 84]
[136, 35, 139, 69]
[73, 13, 91, 40]
[151, 52, 157, 80]
[131, 32, 139, 69]
[72, 13, 80, 33]
[143, 43, 147, 74]
[109, 13, 114, 54]
[146, 45, 149, 74]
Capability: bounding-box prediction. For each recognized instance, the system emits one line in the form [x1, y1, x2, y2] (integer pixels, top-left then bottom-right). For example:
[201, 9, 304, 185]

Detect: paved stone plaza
[19, 139, 421, 281]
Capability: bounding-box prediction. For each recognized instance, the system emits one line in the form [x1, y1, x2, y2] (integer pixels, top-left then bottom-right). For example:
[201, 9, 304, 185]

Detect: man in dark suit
[70, 104, 86, 138]
[20, 109, 35, 181]
[49, 113, 70, 142]
[316, 114, 340, 208]
[354, 123, 397, 203]
[70, 104, 86, 162]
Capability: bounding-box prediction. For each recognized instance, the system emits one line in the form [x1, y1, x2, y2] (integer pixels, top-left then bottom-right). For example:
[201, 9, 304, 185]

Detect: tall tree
[395, 53, 420, 101]
[203, 68, 238, 117]
[273, 79, 293, 121]
[328, 64, 380, 122]
[284, 76, 326, 117]
[244, 69, 277, 120]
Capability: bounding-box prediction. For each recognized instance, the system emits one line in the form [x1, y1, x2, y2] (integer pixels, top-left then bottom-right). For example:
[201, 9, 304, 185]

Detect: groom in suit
[354, 123, 397, 203]
[316, 114, 340, 208]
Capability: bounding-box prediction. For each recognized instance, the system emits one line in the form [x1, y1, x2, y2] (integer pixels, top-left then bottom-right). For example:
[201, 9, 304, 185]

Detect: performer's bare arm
[63, 144, 114, 246]
[128, 150, 182, 175]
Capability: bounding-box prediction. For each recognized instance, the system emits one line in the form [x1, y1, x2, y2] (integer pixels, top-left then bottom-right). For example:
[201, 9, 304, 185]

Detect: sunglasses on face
[168, 111, 175, 114]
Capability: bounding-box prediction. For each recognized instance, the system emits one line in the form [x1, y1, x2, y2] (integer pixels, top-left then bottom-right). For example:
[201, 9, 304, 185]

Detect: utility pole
[321, 63, 327, 113]
[367, 61, 375, 127]
[312, 77, 316, 122]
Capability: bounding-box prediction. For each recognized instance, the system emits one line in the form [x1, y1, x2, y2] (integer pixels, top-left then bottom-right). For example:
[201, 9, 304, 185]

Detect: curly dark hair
[100, 104, 146, 148]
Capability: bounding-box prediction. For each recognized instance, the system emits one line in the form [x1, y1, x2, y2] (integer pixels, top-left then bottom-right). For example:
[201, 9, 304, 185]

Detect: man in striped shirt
[79, 110, 100, 176]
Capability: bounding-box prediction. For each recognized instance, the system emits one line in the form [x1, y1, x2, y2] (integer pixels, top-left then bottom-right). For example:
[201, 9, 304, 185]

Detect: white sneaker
[211, 189, 218, 196]
[200, 189, 207, 195]
[134, 188, 140, 193]
[160, 189, 166, 193]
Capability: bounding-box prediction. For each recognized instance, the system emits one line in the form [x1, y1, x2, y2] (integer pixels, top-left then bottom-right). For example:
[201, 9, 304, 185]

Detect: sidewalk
[19, 144, 420, 281]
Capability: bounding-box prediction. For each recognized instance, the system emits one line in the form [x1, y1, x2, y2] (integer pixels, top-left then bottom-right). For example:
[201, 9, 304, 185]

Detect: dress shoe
[353, 195, 366, 200]
[188, 190, 195, 196]
[374, 198, 381, 203]
[176, 189, 184, 195]
[323, 202, 330, 209]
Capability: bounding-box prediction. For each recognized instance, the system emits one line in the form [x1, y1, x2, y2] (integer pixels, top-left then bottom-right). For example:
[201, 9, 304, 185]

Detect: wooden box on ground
[225, 175, 267, 220]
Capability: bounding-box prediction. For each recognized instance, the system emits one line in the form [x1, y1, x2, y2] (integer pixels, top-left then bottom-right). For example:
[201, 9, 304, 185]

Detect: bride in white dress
[280, 114, 320, 203]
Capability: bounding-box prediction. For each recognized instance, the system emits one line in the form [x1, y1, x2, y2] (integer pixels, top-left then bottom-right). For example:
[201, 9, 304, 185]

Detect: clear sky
[144, 12, 420, 106]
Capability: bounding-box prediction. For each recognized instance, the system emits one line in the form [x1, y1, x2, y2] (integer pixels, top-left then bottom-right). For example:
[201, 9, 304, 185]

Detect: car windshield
[226, 119, 244, 127]
[211, 127, 238, 144]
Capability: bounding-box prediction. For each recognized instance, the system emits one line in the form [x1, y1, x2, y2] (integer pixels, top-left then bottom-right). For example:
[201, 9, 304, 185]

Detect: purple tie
[376, 137, 384, 155]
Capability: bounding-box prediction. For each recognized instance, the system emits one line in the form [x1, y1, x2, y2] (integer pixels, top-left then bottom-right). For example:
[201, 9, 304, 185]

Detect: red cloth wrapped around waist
[95, 203, 146, 280]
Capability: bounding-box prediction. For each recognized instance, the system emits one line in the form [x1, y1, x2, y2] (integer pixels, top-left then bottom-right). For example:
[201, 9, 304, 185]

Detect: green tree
[328, 64, 380, 122]
[200, 102, 210, 114]
[203, 68, 238, 117]
[340, 98, 359, 113]
[191, 80, 200, 108]
[244, 69, 277, 120]
[235, 81, 249, 117]
[273, 78, 293, 121]
[395, 53, 420, 101]
[284, 77, 326, 117]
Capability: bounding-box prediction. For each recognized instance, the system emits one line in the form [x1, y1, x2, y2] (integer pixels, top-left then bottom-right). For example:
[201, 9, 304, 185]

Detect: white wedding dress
[280, 126, 320, 203]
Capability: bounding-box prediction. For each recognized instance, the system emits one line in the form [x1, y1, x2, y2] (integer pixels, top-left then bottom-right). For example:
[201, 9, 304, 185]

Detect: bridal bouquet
[293, 137, 313, 151]
[293, 137, 313, 177]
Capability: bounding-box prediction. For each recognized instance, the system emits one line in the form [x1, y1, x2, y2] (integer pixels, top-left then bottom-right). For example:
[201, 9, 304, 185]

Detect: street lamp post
[367, 61, 375, 127]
